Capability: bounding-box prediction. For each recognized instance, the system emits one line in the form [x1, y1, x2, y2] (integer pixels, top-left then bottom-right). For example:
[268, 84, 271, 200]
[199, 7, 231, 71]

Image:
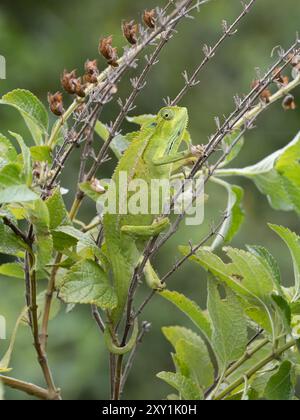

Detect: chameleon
[102, 106, 198, 330]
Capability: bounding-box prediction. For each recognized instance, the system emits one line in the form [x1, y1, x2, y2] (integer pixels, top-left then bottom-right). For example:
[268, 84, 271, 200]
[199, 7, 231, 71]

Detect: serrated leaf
[157, 371, 202, 400]
[0, 185, 38, 204]
[0, 134, 17, 169]
[246, 245, 282, 295]
[26, 199, 53, 270]
[45, 188, 70, 230]
[264, 361, 294, 401]
[9, 132, 32, 186]
[207, 278, 248, 371]
[269, 224, 300, 298]
[160, 290, 212, 340]
[211, 182, 244, 249]
[0, 89, 49, 145]
[163, 326, 214, 388]
[59, 259, 117, 309]
[30, 145, 52, 163]
[0, 263, 24, 279]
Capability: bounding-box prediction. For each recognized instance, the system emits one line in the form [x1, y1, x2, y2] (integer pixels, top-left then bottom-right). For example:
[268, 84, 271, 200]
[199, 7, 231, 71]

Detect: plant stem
[214, 339, 296, 400]
[27, 252, 61, 400]
[40, 253, 62, 351]
[0, 375, 50, 400]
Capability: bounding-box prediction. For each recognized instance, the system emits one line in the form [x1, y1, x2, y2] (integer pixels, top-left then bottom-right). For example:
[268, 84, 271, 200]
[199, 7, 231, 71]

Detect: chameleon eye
[161, 109, 174, 121]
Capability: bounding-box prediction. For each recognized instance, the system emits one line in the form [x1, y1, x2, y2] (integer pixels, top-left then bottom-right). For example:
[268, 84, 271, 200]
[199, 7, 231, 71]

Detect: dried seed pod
[91, 178, 106, 194]
[61, 69, 78, 94]
[48, 92, 64, 116]
[122, 20, 138, 45]
[72, 77, 86, 98]
[99, 36, 119, 67]
[287, 53, 300, 67]
[84, 59, 99, 84]
[282, 94, 296, 110]
[143, 9, 156, 29]
[251, 80, 271, 103]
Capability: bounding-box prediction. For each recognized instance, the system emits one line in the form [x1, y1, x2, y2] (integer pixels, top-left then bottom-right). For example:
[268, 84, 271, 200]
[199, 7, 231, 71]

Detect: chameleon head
[156, 106, 189, 155]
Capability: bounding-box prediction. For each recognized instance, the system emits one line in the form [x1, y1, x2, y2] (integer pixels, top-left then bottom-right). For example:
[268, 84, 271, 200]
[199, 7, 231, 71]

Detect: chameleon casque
[102, 106, 197, 345]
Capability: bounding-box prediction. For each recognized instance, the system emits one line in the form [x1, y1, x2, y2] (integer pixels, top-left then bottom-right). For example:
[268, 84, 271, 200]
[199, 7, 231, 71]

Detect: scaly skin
[103, 106, 192, 325]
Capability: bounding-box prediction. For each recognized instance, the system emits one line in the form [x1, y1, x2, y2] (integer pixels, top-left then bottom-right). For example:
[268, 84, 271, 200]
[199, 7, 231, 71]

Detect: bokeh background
[0, 0, 299, 400]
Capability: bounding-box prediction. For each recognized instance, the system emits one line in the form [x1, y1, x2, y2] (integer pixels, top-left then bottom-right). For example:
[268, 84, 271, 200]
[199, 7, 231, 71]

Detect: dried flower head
[99, 36, 119, 67]
[143, 9, 156, 29]
[61, 69, 78, 94]
[122, 20, 139, 45]
[287, 53, 300, 67]
[73, 77, 86, 98]
[251, 80, 271, 103]
[272, 68, 289, 86]
[282, 94, 296, 110]
[48, 92, 64, 116]
[84, 59, 99, 84]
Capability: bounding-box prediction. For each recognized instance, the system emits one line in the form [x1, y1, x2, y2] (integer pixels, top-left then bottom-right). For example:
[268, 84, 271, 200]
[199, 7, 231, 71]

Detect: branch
[0, 375, 51, 400]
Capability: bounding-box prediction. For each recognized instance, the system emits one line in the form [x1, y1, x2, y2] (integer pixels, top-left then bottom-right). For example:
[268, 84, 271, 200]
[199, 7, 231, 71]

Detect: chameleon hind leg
[121, 217, 170, 237]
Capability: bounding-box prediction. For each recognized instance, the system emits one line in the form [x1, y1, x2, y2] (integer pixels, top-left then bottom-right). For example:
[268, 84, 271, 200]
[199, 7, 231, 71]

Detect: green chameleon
[102, 106, 199, 349]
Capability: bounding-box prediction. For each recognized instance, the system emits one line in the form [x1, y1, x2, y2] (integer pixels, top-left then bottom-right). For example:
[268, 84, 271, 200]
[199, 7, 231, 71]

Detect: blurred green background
[0, 0, 299, 400]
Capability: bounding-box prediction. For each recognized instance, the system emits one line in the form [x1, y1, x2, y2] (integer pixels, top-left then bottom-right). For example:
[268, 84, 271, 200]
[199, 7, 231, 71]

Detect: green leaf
[0, 89, 49, 145]
[276, 138, 300, 213]
[54, 225, 101, 258]
[95, 121, 130, 159]
[59, 259, 117, 309]
[0, 220, 27, 256]
[157, 372, 202, 400]
[264, 361, 294, 401]
[211, 182, 245, 249]
[0, 185, 38, 204]
[26, 199, 53, 270]
[271, 294, 292, 331]
[246, 245, 282, 295]
[0, 263, 24, 279]
[45, 188, 70, 230]
[9, 132, 32, 185]
[163, 326, 214, 389]
[30, 145, 52, 163]
[0, 134, 17, 169]
[160, 290, 212, 340]
[221, 130, 245, 167]
[269, 224, 300, 298]
[0, 164, 25, 187]
[207, 278, 248, 371]
[217, 132, 300, 213]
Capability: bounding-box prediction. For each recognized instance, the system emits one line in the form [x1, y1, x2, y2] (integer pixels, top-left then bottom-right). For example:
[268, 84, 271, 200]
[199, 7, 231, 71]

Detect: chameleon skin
[103, 106, 191, 324]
